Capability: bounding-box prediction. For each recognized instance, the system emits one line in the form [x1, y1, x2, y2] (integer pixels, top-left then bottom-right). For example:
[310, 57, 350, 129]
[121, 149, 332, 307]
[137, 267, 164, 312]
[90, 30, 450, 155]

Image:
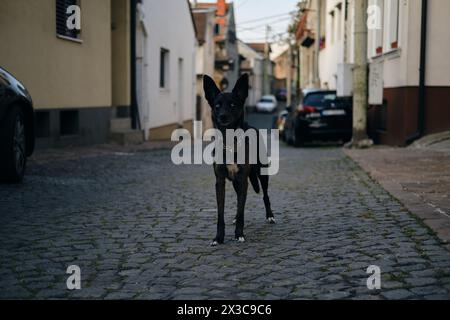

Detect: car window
[333, 98, 352, 108]
[303, 92, 337, 107]
[260, 99, 272, 103]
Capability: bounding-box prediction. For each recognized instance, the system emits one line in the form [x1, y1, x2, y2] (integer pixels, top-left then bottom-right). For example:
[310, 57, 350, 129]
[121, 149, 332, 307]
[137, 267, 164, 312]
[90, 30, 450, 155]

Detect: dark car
[284, 90, 352, 146]
[275, 88, 287, 102]
[0, 67, 35, 182]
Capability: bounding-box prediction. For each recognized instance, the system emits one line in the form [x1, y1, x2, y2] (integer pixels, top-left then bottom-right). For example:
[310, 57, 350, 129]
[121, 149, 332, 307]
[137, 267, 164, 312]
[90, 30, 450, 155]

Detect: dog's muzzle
[218, 115, 232, 126]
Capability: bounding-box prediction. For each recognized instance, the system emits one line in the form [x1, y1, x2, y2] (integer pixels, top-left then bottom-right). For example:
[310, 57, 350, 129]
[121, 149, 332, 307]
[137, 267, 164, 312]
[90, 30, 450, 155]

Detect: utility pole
[349, 0, 373, 148]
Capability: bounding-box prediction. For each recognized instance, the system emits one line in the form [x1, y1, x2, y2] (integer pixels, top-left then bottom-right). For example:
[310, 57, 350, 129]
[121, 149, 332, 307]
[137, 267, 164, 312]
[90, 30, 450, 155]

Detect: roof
[187, 0, 198, 41]
[193, 12, 207, 44]
[273, 48, 289, 62]
[196, 2, 230, 14]
[238, 40, 264, 60]
[246, 42, 271, 54]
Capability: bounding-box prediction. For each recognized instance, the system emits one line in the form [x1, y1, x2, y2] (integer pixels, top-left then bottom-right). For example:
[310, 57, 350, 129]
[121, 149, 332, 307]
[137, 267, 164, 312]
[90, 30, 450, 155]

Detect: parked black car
[284, 90, 352, 146]
[0, 67, 35, 182]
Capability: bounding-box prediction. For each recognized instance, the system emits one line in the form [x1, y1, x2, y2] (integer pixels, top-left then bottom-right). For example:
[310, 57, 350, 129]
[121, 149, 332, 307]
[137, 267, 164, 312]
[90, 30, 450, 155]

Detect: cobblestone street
[1, 138, 450, 299]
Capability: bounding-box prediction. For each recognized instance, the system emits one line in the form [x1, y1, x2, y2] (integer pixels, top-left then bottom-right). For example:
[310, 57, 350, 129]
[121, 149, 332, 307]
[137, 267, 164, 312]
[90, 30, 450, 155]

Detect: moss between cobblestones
[344, 153, 448, 250]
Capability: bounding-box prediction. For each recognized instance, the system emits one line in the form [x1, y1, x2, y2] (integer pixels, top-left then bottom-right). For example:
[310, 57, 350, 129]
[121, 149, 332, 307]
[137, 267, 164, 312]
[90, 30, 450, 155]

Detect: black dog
[203, 74, 275, 246]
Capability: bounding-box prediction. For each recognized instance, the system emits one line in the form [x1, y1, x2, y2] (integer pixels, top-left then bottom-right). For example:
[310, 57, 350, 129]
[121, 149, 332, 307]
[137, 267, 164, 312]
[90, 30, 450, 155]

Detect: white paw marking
[211, 241, 218, 246]
[236, 236, 245, 243]
[267, 217, 276, 224]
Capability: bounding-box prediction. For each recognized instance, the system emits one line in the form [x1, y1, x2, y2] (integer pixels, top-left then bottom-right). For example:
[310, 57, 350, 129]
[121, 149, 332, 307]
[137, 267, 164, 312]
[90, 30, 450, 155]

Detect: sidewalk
[345, 134, 450, 249]
[29, 140, 177, 165]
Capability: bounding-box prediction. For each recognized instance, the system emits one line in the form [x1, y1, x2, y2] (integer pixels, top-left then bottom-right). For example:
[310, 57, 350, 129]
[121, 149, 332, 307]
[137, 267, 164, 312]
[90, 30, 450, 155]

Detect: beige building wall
[0, 0, 112, 109]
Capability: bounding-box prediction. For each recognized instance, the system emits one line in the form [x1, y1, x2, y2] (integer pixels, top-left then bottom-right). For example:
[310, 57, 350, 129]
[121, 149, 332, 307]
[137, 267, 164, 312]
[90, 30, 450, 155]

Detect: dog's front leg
[212, 176, 226, 246]
[233, 177, 248, 242]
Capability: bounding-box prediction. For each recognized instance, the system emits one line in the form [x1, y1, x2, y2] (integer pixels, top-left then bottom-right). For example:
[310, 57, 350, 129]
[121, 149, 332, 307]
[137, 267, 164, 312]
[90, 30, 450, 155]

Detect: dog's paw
[211, 240, 219, 247]
[211, 237, 224, 246]
[267, 217, 276, 224]
[235, 236, 245, 243]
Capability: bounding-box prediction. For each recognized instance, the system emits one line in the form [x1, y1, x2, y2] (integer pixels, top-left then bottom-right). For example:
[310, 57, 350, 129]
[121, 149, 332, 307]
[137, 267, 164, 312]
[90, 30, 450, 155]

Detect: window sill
[384, 48, 401, 60]
[371, 48, 401, 62]
[57, 34, 83, 44]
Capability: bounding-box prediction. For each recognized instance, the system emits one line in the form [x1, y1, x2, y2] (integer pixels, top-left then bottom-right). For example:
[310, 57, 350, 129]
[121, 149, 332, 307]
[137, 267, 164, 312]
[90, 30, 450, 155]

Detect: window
[368, 0, 400, 57]
[56, 0, 81, 40]
[385, 0, 399, 50]
[368, 0, 384, 56]
[160, 48, 169, 88]
[35, 111, 50, 138]
[60, 110, 79, 136]
[214, 24, 220, 35]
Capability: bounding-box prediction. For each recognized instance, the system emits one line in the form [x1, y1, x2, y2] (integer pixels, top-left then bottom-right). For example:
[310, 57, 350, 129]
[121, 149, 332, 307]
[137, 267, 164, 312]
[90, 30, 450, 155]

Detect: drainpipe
[130, 0, 141, 130]
[407, 0, 428, 144]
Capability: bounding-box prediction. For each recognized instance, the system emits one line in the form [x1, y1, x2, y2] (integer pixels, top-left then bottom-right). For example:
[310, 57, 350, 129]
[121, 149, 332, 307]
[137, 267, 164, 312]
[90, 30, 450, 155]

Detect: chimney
[217, 0, 226, 16]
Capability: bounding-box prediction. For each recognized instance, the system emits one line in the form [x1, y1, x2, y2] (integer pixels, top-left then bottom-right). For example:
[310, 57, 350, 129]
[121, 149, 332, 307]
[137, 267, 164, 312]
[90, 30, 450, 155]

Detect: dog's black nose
[218, 115, 231, 124]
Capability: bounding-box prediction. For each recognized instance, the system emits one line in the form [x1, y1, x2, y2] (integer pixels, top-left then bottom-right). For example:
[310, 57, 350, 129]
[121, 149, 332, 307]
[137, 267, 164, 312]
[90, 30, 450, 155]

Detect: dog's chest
[226, 164, 239, 180]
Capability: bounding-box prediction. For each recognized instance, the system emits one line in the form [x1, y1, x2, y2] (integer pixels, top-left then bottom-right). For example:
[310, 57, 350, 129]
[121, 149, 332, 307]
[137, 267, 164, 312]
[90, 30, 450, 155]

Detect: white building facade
[296, 0, 450, 145]
[192, 6, 216, 133]
[136, 0, 197, 140]
[238, 40, 264, 107]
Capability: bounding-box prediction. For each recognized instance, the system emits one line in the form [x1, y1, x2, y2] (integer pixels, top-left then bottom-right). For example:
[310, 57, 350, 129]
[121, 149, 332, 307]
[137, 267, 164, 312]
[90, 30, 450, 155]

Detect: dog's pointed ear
[232, 73, 249, 103]
[203, 75, 221, 107]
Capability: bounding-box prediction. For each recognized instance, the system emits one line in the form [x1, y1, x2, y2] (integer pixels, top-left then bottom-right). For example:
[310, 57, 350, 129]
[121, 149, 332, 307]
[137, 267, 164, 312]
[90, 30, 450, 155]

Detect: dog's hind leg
[233, 178, 248, 242]
[212, 176, 226, 246]
[259, 174, 275, 224]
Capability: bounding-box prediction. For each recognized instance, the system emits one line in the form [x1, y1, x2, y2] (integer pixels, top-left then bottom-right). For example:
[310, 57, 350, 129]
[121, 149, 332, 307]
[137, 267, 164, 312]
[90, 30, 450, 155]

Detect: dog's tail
[249, 168, 260, 194]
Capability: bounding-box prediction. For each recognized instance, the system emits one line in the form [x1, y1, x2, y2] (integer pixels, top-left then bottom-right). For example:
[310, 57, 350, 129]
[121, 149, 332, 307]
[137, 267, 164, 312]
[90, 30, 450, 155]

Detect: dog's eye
[231, 103, 236, 108]
[215, 104, 220, 109]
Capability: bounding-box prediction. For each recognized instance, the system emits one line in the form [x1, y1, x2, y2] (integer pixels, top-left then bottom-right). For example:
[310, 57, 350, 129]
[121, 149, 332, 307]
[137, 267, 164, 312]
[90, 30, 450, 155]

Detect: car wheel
[0, 106, 27, 183]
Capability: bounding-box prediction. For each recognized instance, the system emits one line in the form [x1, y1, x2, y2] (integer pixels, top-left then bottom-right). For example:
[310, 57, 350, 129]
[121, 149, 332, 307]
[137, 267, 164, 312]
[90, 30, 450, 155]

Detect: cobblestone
[0, 145, 449, 299]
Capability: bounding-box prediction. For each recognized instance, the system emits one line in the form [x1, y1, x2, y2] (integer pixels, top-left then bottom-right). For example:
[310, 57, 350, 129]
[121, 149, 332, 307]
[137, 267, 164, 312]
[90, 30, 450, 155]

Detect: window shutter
[56, 0, 79, 39]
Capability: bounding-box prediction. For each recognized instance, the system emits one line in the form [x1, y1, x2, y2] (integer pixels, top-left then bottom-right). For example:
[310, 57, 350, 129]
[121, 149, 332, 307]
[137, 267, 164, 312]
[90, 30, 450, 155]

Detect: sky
[232, 0, 299, 44]
[197, 0, 300, 58]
